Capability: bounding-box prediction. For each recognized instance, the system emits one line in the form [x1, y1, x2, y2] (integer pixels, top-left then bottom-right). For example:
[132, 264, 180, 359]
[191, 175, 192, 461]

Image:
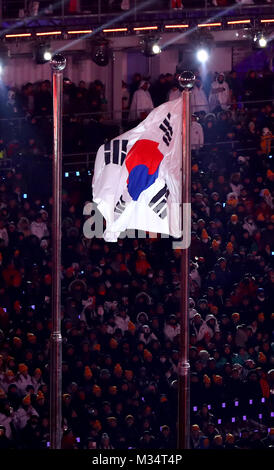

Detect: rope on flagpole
[177, 71, 195, 450]
[50, 53, 66, 450]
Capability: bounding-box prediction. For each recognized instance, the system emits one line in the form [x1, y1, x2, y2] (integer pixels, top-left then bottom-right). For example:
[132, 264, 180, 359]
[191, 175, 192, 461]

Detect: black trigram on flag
[149, 184, 169, 219]
[159, 113, 173, 147]
[104, 139, 128, 165]
[114, 195, 126, 215]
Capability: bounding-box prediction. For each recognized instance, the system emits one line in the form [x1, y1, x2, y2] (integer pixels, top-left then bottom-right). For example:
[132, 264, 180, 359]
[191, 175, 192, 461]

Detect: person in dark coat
[0, 425, 12, 449]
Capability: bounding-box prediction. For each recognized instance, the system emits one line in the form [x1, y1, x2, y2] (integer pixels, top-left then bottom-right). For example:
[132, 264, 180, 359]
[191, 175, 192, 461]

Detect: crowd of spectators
[3, 1, 273, 19]
[2, 67, 273, 159]
[0, 62, 273, 449]
[0, 77, 119, 157]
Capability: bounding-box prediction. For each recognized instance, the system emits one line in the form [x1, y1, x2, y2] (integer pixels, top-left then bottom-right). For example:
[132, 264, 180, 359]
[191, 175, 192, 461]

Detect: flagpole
[50, 54, 66, 450]
[177, 71, 195, 450]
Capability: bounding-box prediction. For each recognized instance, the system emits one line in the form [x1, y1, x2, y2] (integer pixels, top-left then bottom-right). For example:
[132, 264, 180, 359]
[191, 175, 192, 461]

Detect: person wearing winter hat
[36, 390, 45, 402]
[92, 385, 102, 398]
[136, 251, 151, 276]
[113, 363, 123, 378]
[93, 343, 101, 352]
[227, 194, 238, 208]
[231, 312, 240, 325]
[136, 312, 149, 329]
[91, 419, 102, 433]
[17, 364, 32, 395]
[190, 424, 203, 449]
[31, 368, 44, 394]
[224, 433, 237, 449]
[1, 370, 17, 392]
[212, 434, 224, 449]
[198, 348, 210, 362]
[109, 338, 118, 349]
[192, 163, 199, 174]
[226, 242, 234, 254]
[128, 320, 136, 333]
[203, 374, 211, 386]
[258, 351, 267, 364]
[83, 366, 93, 380]
[22, 394, 31, 406]
[108, 386, 118, 397]
[212, 239, 221, 250]
[14, 394, 39, 433]
[143, 349, 153, 362]
[201, 229, 209, 242]
[26, 332, 37, 345]
[209, 72, 230, 112]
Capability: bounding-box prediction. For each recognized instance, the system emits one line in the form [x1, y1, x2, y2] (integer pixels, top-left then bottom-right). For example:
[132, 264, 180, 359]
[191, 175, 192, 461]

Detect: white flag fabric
[92, 97, 182, 242]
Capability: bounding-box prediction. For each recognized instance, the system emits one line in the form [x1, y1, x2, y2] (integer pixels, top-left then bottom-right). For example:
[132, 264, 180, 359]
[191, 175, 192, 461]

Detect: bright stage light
[253, 33, 267, 48]
[259, 36, 267, 47]
[196, 48, 209, 63]
[44, 51, 52, 61]
[35, 43, 52, 64]
[152, 43, 161, 54]
[141, 36, 162, 57]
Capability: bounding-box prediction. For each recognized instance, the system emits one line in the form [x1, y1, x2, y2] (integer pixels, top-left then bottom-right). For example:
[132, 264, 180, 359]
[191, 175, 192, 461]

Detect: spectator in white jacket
[0, 370, 18, 394]
[230, 173, 243, 197]
[189, 298, 198, 321]
[164, 315, 180, 342]
[243, 216, 257, 236]
[13, 395, 39, 433]
[190, 261, 201, 288]
[139, 325, 158, 345]
[191, 313, 207, 342]
[16, 364, 32, 396]
[30, 213, 49, 240]
[209, 73, 230, 112]
[203, 314, 220, 340]
[114, 309, 130, 334]
[0, 407, 14, 440]
[31, 369, 44, 394]
[191, 76, 209, 114]
[129, 81, 154, 121]
[191, 115, 204, 150]
[191, 313, 219, 342]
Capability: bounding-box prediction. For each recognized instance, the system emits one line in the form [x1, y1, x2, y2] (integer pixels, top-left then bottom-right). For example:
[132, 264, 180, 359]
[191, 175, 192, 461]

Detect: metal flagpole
[50, 54, 66, 450]
[177, 71, 195, 449]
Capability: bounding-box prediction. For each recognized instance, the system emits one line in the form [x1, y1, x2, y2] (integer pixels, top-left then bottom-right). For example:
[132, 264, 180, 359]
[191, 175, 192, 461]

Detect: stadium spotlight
[44, 50, 52, 61]
[196, 48, 209, 63]
[189, 29, 214, 67]
[253, 32, 267, 48]
[35, 43, 52, 64]
[141, 36, 162, 57]
[259, 35, 267, 47]
[152, 43, 161, 55]
[91, 37, 111, 66]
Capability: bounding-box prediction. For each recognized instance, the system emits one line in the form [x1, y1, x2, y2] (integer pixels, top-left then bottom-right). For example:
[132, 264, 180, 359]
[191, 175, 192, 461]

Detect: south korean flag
[92, 97, 182, 241]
